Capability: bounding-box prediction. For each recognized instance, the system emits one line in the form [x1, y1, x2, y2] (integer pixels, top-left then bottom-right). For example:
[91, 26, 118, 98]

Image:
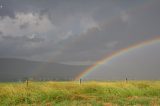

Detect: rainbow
[75, 36, 160, 80]
[31, 0, 155, 76]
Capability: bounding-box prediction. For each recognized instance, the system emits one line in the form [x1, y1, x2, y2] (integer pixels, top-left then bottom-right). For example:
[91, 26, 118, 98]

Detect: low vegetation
[0, 81, 160, 106]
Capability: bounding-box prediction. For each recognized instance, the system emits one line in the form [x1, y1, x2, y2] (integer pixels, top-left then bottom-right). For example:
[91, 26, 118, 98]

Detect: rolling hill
[0, 58, 89, 82]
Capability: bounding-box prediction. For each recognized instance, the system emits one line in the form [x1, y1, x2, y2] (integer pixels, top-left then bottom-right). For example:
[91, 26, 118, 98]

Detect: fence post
[26, 79, 29, 87]
[125, 76, 128, 82]
[80, 78, 82, 84]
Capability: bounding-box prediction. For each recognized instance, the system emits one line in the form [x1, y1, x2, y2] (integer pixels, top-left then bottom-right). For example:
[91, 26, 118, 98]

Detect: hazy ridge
[0, 58, 89, 82]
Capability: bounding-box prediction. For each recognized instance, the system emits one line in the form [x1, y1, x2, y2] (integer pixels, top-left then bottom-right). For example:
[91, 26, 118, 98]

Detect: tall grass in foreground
[0, 81, 160, 106]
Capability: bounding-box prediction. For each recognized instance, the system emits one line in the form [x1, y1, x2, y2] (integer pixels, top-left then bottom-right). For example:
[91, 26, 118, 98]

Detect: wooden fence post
[26, 79, 29, 87]
[125, 76, 128, 82]
[80, 78, 82, 84]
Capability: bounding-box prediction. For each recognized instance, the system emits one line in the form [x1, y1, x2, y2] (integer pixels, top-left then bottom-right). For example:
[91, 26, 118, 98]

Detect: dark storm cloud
[0, 0, 15, 18]
[0, 0, 57, 18]
[0, 35, 56, 58]
[0, 0, 160, 63]
[53, 0, 160, 62]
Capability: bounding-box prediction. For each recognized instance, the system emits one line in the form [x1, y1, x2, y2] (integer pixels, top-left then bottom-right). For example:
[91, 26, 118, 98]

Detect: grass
[0, 81, 160, 106]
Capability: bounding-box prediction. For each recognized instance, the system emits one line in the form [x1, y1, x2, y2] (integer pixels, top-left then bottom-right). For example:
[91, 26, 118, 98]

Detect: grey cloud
[52, 1, 160, 62]
[0, 31, 3, 35]
[19, 23, 29, 29]
[0, 0, 15, 18]
[52, 18, 129, 61]
[0, 40, 49, 58]
[0, 34, 48, 58]
[2, 35, 45, 43]
[0, 0, 160, 63]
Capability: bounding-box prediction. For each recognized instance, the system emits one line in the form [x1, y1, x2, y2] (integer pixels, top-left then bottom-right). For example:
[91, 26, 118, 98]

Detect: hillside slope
[0, 58, 89, 81]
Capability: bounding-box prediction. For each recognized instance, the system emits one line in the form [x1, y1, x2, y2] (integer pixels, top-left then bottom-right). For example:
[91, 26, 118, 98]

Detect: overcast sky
[0, 0, 160, 64]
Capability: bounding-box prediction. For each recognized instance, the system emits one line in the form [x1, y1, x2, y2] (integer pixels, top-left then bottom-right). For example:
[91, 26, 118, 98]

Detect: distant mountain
[0, 58, 89, 82]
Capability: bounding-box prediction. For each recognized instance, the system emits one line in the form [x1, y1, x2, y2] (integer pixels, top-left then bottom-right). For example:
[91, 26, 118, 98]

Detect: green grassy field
[0, 81, 160, 106]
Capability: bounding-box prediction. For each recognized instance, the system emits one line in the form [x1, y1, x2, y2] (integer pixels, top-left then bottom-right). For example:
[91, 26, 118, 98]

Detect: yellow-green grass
[0, 81, 160, 106]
